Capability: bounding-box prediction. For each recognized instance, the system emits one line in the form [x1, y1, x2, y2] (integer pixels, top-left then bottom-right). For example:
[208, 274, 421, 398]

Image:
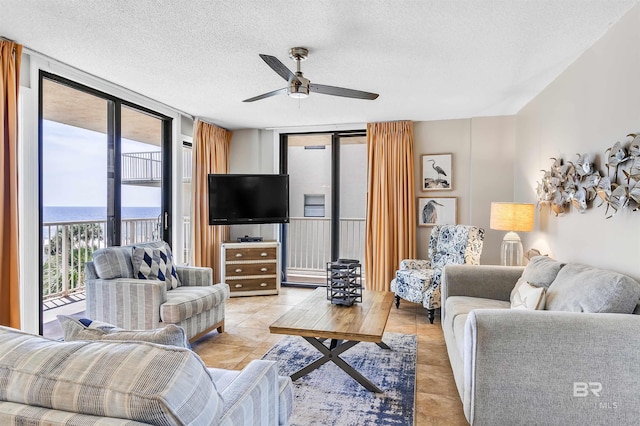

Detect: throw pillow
[132, 243, 181, 290]
[545, 263, 640, 313]
[520, 255, 566, 288]
[92, 246, 135, 279]
[510, 281, 546, 310]
[510, 255, 565, 301]
[57, 315, 189, 348]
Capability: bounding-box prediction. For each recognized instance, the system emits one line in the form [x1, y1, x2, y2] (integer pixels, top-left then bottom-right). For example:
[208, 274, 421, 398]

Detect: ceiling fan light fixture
[288, 77, 310, 99]
[288, 91, 308, 99]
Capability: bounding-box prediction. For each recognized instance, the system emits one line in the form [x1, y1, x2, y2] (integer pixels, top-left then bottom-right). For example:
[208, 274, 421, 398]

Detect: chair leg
[427, 309, 435, 324]
[394, 295, 400, 308]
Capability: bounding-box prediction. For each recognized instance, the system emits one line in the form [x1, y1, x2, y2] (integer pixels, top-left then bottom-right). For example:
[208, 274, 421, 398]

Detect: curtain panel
[191, 120, 232, 281]
[365, 121, 416, 291]
[0, 40, 22, 328]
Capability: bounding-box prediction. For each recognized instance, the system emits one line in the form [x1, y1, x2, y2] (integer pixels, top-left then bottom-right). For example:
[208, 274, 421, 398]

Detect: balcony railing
[42, 217, 191, 301]
[121, 151, 192, 184]
[42, 216, 365, 301]
[287, 217, 366, 273]
[122, 151, 162, 183]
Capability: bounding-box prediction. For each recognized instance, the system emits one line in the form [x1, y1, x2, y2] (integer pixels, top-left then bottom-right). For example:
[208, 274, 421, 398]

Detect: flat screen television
[208, 174, 290, 225]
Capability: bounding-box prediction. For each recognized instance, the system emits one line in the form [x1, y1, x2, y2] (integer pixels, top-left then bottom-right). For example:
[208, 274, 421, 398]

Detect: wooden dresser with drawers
[220, 241, 280, 296]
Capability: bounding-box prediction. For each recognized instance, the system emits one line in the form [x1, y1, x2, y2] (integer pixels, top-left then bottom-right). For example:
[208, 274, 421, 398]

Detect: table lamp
[490, 202, 534, 266]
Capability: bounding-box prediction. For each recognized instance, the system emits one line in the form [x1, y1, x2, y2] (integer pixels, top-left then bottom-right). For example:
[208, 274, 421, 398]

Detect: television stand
[237, 235, 263, 243]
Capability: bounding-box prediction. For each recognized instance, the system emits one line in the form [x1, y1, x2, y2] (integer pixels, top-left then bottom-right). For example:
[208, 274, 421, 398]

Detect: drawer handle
[235, 268, 243, 273]
[260, 267, 268, 272]
[235, 284, 243, 288]
[260, 282, 267, 287]
[235, 253, 243, 258]
[260, 252, 268, 257]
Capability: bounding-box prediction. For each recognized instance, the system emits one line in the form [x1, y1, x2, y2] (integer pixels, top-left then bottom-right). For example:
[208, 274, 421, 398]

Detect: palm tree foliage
[43, 223, 104, 298]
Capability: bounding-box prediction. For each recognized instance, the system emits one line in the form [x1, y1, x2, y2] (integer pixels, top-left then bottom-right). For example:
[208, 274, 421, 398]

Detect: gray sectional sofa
[441, 257, 640, 425]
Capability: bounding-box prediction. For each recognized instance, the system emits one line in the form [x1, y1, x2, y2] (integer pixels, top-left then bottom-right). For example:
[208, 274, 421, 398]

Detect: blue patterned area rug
[262, 332, 416, 426]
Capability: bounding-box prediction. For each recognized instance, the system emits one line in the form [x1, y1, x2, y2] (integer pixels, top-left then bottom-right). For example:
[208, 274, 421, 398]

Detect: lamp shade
[490, 203, 534, 232]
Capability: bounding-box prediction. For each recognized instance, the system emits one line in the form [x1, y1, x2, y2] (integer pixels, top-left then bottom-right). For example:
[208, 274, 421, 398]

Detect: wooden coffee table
[269, 287, 394, 393]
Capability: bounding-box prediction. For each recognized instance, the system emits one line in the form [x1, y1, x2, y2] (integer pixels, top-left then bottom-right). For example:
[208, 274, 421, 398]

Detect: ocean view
[43, 206, 161, 223]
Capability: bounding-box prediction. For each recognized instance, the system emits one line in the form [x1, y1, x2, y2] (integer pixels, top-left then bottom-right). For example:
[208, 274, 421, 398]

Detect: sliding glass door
[120, 105, 166, 245]
[280, 131, 367, 286]
[39, 73, 172, 337]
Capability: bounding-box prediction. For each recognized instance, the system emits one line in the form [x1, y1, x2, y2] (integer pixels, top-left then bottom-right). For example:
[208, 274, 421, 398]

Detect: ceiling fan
[243, 47, 379, 102]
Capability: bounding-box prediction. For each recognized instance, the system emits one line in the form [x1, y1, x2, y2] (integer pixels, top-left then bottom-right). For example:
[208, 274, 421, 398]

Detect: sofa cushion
[92, 241, 165, 280]
[520, 256, 565, 288]
[161, 285, 228, 323]
[392, 269, 435, 305]
[443, 296, 511, 358]
[0, 401, 149, 425]
[453, 313, 468, 359]
[546, 263, 640, 313]
[0, 326, 222, 425]
[132, 243, 181, 290]
[57, 315, 189, 348]
[510, 281, 547, 310]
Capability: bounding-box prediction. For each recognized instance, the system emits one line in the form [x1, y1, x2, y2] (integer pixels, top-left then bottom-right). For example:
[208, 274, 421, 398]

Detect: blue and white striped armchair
[390, 224, 485, 323]
[85, 241, 229, 342]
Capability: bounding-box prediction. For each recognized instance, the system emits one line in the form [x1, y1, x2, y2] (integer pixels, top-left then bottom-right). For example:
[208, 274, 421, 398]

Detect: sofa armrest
[85, 278, 166, 329]
[399, 259, 431, 270]
[442, 264, 523, 303]
[175, 266, 213, 287]
[218, 360, 281, 426]
[464, 309, 640, 425]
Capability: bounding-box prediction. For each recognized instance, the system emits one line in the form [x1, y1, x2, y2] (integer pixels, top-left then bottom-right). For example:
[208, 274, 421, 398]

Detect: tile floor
[190, 286, 468, 425]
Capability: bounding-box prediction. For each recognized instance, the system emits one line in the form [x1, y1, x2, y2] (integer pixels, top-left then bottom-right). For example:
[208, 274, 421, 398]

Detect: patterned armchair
[390, 224, 485, 323]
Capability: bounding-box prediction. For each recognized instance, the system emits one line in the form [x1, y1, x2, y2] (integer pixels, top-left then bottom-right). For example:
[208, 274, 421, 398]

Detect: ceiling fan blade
[242, 88, 287, 102]
[309, 83, 379, 100]
[259, 54, 299, 83]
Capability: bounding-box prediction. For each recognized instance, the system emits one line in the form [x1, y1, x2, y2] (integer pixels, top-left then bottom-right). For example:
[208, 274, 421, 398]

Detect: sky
[43, 120, 161, 207]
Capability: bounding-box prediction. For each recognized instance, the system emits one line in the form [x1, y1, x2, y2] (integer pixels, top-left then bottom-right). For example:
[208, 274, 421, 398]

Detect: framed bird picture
[421, 153, 452, 191]
[417, 197, 457, 226]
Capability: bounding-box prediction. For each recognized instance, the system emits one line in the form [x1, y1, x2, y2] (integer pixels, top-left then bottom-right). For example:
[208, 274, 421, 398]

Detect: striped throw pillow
[57, 315, 189, 348]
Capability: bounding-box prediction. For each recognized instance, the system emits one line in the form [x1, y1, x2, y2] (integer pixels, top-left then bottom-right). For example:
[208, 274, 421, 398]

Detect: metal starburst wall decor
[536, 133, 640, 218]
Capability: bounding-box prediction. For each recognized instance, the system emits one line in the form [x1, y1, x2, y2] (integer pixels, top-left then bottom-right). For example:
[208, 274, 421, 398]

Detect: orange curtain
[191, 120, 232, 281]
[0, 40, 21, 328]
[365, 121, 416, 291]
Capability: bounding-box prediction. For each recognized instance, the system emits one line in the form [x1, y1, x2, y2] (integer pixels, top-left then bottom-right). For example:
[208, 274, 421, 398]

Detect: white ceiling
[1, 0, 638, 130]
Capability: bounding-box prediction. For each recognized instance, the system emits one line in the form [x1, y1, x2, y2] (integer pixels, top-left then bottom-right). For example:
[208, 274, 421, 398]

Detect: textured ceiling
[1, 0, 638, 130]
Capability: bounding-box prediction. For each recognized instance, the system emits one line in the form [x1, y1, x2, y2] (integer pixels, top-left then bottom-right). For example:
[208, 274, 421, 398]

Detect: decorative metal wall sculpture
[536, 133, 640, 218]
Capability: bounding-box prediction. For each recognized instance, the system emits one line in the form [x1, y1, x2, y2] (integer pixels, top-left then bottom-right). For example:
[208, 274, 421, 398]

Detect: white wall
[413, 116, 516, 264]
[515, 4, 640, 280]
[228, 128, 279, 240]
